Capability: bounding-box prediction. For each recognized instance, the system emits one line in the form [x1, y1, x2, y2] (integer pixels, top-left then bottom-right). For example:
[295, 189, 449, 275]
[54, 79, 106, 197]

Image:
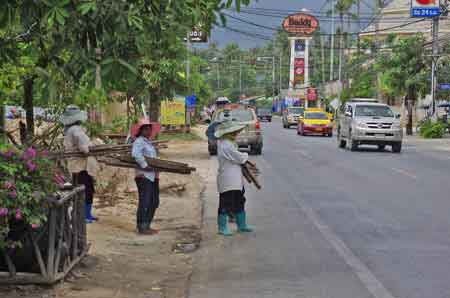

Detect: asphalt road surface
[189, 118, 450, 298]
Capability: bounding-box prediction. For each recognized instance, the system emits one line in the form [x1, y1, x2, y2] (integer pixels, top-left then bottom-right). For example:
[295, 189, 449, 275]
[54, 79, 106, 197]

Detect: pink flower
[0, 208, 8, 217]
[26, 160, 37, 172]
[9, 190, 17, 199]
[31, 223, 39, 229]
[2, 150, 15, 159]
[3, 181, 15, 190]
[23, 147, 37, 159]
[15, 209, 22, 220]
[39, 150, 49, 157]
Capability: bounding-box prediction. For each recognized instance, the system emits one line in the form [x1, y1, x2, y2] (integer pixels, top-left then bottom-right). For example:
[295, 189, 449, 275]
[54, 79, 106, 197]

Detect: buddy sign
[411, 0, 440, 17]
[282, 13, 319, 35]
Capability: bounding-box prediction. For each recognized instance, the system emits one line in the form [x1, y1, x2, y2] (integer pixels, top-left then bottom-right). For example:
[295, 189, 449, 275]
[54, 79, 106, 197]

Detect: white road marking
[294, 200, 397, 298]
[391, 168, 417, 180]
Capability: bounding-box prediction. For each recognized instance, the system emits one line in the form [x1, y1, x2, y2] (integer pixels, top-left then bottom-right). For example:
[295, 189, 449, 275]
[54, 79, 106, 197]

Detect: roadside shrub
[419, 120, 446, 139]
[0, 147, 59, 249]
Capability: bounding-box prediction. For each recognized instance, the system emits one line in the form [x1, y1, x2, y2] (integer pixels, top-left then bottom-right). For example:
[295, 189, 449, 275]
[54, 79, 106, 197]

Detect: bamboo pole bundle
[98, 156, 196, 175]
[242, 162, 261, 190]
[48, 141, 168, 159]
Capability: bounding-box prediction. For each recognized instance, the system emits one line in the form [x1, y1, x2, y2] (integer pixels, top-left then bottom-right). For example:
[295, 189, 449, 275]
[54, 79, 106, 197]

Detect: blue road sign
[411, 7, 440, 17]
[439, 83, 450, 90]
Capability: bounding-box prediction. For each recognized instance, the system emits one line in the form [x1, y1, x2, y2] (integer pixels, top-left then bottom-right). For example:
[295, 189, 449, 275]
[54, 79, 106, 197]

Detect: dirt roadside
[0, 137, 211, 298]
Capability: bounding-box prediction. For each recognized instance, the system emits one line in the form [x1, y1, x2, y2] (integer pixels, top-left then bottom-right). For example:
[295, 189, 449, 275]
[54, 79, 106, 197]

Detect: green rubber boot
[236, 212, 254, 233]
[218, 214, 233, 236]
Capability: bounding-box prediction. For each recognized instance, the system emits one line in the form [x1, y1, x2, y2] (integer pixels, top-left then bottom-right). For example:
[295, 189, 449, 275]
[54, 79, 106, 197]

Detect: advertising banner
[306, 87, 318, 101]
[160, 100, 186, 125]
[294, 58, 305, 85]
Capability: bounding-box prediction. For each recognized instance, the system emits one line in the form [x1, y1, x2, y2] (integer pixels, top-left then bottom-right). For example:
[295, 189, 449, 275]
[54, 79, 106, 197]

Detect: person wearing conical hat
[214, 121, 254, 236]
[61, 105, 99, 224]
[131, 119, 160, 236]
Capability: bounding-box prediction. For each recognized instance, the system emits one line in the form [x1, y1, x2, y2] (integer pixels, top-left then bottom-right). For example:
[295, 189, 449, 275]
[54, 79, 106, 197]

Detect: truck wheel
[251, 145, 262, 155]
[378, 144, 386, 151]
[392, 142, 402, 153]
[208, 148, 217, 156]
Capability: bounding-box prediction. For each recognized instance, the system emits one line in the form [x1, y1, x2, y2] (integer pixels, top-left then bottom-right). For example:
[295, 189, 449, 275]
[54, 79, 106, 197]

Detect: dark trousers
[72, 171, 95, 205]
[135, 177, 160, 232]
[218, 189, 246, 216]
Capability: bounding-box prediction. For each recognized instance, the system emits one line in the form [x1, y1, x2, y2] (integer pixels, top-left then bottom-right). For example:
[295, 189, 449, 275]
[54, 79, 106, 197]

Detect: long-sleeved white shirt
[132, 136, 157, 182]
[217, 139, 248, 193]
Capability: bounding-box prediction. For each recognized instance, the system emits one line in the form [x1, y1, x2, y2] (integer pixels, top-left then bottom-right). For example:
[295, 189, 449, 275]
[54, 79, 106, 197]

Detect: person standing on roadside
[131, 120, 160, 235]
[214, 121, 254, 236]
[61, 105, 99, 224]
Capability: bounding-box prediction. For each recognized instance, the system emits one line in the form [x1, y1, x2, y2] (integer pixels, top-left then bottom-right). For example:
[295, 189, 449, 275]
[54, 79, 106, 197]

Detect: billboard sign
[438, 83, 450, 90]
[160, 100, 186, 125]
[282, 13, 319, 35]
[411, 0, 440, 17]
[294, 58, 305, 85]
[306, 87, 318, 101]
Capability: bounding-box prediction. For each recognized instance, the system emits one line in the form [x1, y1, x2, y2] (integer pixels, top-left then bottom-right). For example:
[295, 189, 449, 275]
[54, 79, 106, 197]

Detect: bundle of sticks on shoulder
[242, 161, 261, 190]
[48, 141, 195, 175]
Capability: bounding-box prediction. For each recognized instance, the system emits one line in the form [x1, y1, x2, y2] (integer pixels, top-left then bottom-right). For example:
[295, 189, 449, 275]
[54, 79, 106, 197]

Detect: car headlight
[392, 122, 401, 129]
[356, 121, 367, 129]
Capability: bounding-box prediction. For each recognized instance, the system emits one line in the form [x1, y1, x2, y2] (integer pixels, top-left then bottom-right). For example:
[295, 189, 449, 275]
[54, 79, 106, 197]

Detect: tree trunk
[148, 90, 160, 122]
[23, 77, 34, 137]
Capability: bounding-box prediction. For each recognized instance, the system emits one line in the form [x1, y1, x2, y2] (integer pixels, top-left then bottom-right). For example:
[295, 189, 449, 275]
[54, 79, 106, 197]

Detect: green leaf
[117, 59, 138, 76]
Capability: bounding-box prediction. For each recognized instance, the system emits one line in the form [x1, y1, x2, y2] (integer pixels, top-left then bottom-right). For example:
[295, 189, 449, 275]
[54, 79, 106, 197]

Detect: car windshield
[355, 105, 394, 117]
[288, 108, 304, 115]
[217, 109, 254, 122]
[257, 109, 271, 115]
[305, 112, 328, 120]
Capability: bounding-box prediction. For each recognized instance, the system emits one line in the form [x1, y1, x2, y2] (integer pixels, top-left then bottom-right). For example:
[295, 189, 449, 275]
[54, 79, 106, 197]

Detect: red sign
[306, 88, 318, 101]
[294, 58, 305, 85]
[415, 0, 436, 4]
[282, 13, 319, 35]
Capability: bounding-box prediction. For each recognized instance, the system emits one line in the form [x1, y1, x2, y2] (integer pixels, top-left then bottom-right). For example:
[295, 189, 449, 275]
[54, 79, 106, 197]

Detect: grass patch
[157, 132, 202, 142]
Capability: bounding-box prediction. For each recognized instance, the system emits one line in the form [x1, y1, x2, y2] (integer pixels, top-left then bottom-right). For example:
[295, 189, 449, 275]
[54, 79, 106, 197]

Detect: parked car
[336, 99, 403, 152]
[282, 107, 304, 128]
[298, 110, 333, 137]
[256, 108, 272, 122]
[208, 107, 263, 155]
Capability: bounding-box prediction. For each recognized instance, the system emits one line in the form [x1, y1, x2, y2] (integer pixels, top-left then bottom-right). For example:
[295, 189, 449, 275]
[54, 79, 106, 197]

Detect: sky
[202, 0, 376, 49]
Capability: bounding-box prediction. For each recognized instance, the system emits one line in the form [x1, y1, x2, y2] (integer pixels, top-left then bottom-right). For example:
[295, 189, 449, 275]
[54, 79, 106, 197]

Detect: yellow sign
[160, 100, 185, 125]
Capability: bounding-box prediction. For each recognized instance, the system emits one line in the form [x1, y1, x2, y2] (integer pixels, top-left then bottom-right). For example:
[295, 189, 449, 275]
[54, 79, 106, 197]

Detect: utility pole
[186, 33, 191, 127]
[279, 54, 282, 95]
[431, 16, 440, 117]
[357, 0, 361, 56]
[375, 0, 381, 101]
[272, 55, 276, 100]
[321, 35, 326, 84]
[330, 0, 335, 81]
[338, 15, 343, 102]
[239, 55, 242, 95]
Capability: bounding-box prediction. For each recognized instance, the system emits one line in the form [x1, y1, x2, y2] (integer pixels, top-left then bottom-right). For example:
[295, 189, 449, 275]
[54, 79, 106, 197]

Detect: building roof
[360, 0, 450, 38]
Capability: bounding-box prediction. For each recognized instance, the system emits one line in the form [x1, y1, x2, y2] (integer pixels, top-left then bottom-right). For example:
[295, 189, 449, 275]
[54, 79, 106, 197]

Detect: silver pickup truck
[337, 100, 403, 153]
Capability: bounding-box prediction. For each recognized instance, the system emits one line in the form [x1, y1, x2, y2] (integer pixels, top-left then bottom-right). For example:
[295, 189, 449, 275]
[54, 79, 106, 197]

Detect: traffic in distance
[206, 97, 403, 154]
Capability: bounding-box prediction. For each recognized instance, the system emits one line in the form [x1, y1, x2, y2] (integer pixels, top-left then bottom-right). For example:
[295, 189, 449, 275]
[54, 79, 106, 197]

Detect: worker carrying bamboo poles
[214, 121, 254, 236]
[131, 120, 160, 236]
[60, 105, 99, 224]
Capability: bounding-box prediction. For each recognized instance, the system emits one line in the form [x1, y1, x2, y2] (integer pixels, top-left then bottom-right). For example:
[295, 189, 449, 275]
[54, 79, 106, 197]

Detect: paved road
[189, 118, 450, 298]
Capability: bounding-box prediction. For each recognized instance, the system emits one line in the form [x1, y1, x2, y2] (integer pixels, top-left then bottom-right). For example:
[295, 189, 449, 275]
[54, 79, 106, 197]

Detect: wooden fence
[0, 187, 88, 285]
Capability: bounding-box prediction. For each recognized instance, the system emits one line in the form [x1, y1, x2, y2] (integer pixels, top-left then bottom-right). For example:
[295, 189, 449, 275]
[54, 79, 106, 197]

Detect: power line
[223, 12, 428, 36]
